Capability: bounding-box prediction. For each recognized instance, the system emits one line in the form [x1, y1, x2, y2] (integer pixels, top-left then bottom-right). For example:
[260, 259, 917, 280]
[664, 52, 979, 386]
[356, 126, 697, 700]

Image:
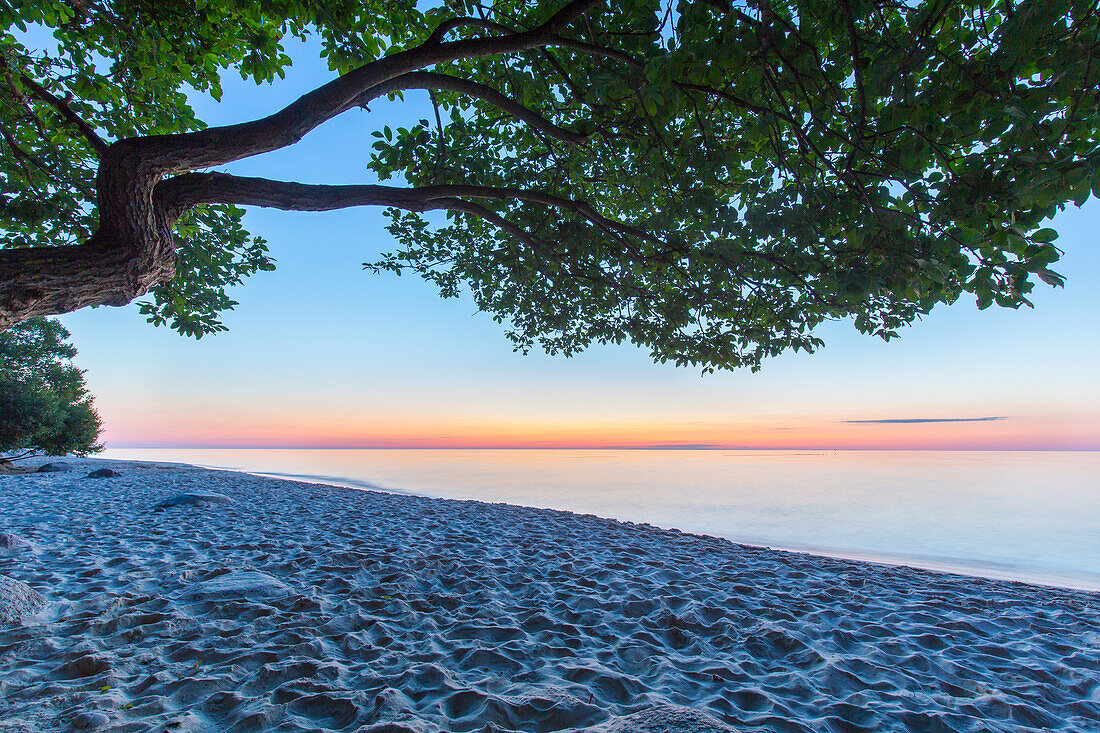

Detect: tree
[0, 0, 1096, 370]
[0, 318, 102, 460]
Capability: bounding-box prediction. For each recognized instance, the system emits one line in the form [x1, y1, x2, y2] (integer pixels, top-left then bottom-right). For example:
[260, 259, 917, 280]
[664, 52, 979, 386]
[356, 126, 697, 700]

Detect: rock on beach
[71, 711, 110, 730]
[0, 575, 45, 625]
[179, 570, 291, 602]
[0, 532, 26, 548]
[154, 492, 233, 509]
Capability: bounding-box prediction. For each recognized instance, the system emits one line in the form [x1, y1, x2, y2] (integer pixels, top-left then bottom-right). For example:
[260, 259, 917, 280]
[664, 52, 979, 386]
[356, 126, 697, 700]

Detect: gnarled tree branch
[0, 0, 603, 331]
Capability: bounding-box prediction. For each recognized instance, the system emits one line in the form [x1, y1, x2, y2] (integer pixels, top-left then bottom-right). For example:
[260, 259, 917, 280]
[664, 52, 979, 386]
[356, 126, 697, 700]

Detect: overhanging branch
[0, 0, 608, 331]
[136, 0, 604, 173]
[157, 173, 657, 249]
[350, 71, 588, 145]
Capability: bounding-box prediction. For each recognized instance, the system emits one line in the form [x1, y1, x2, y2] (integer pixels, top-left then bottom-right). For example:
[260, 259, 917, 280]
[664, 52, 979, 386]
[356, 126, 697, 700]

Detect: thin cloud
[844, 416, 1010, 424]
[613, 443, 728, 450]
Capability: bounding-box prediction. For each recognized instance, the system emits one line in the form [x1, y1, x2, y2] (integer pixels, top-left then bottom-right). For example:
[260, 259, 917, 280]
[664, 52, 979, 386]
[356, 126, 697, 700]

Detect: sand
[0, 457, 1097, 732]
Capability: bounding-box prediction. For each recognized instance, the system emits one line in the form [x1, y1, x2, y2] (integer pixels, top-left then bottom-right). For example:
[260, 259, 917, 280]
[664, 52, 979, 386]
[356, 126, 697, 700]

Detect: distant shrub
[0, 318, 102, 460]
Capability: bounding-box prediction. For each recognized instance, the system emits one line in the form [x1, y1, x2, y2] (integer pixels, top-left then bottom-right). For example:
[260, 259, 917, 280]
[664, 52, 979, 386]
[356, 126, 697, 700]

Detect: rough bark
[0, 141, 176, 330]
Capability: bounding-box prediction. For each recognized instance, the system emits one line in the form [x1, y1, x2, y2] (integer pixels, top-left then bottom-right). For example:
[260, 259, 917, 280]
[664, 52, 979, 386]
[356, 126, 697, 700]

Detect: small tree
[0, 318, 102, 461]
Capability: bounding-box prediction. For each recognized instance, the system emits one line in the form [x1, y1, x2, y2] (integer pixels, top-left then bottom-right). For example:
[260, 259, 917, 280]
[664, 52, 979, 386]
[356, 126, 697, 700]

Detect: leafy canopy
[1, 0, 1097, 369]
[0, 318, 102, 459]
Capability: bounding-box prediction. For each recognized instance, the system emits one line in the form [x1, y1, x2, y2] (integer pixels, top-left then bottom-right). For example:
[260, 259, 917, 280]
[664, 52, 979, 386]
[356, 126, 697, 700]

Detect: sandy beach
[1, 458, 1097, 733]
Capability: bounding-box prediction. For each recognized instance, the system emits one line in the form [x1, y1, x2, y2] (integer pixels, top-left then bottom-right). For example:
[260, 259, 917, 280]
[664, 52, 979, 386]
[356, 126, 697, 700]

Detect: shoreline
[2, 457, 1098, 732]
[160, 459, 1100, 595]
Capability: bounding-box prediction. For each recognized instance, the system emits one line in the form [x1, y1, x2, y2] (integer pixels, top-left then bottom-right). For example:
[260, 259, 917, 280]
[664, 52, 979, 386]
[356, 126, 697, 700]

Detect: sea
[103, 448, 1100, 591]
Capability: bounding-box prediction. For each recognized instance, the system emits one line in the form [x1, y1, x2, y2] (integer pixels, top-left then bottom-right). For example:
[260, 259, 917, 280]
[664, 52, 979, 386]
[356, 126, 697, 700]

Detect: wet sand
[1, 458, 1097, 732]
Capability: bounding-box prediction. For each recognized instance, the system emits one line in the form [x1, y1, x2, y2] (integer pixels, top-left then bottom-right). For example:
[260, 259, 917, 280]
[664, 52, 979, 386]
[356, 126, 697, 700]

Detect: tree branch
[0, 0, 606, 331]
[0, 124, 48, 178]
[426, 17, 512, 45]
[437, 197, 546, 251]
[841, 1, 868, 124]
[427, 184, 659, 245]
[157, 173, 657, 249]
[549, 36, 781, 119]
[351, 71, 588, 145]
[3, 449, 41, 462]
[549, 35, 641, 67]
[18, 74, 108, 156]
[158, 172, 555, 250]
[137, 0, 604, 173]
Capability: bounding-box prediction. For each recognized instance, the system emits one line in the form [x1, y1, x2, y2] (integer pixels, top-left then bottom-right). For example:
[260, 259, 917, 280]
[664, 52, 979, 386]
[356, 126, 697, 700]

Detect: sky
[54, 38, 1100, 451]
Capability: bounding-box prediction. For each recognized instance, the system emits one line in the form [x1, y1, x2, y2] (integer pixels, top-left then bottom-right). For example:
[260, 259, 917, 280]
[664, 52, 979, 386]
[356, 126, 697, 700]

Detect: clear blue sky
[57, 38, 1100, 450]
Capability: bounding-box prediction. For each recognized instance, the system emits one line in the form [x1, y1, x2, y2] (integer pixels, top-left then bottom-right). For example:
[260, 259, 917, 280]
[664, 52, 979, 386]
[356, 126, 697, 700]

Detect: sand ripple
[1, 459, 1097, 732]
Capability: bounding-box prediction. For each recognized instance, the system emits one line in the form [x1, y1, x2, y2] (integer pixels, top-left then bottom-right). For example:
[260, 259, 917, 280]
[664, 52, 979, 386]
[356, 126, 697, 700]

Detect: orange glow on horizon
[102, 409, 1100, 451]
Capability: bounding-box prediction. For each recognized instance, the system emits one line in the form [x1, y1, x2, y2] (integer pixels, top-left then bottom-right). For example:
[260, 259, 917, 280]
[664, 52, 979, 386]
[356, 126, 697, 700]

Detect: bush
[0, 319, 102, 460]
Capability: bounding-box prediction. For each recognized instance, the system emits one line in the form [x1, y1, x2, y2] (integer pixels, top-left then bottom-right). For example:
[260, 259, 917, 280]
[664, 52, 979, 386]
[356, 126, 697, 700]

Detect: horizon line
[103, 444, 1100, 452]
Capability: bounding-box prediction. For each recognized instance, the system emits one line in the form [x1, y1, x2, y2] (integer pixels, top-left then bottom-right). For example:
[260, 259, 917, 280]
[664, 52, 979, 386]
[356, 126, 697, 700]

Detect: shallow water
[104, 448, 1100, 590]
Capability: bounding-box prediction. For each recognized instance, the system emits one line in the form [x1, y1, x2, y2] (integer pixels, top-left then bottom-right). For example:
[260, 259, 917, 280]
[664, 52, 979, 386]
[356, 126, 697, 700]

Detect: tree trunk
[0, 142, 176, 330]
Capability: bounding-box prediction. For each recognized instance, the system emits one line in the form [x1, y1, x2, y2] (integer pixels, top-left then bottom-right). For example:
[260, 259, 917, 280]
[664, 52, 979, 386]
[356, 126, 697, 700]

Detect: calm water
[103, 448, 1100, 591]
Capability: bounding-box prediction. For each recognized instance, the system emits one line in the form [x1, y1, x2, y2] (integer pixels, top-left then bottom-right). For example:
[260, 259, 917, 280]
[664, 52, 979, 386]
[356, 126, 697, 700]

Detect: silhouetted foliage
[0, 318, 102, 460]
